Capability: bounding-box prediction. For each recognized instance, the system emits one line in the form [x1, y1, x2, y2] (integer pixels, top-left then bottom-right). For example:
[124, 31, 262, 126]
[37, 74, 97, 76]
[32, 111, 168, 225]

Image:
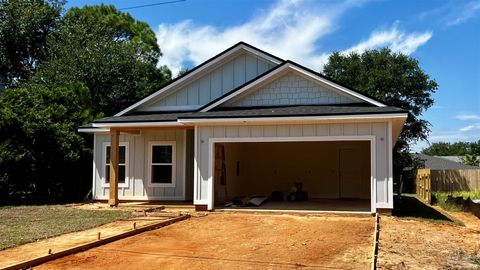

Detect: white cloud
[156, 0, 355, 75]
[447, 0, 480, 26]
[460, 124, 480, 132]
[342, 23, 432, 55]
[455, 113, 480, 121]
[155, 0, 433, 75]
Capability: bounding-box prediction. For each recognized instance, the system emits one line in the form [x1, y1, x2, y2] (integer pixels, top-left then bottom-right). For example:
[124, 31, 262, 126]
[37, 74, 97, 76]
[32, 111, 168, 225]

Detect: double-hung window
[148, 142, 176, 187]
[103, 142, 128, 188]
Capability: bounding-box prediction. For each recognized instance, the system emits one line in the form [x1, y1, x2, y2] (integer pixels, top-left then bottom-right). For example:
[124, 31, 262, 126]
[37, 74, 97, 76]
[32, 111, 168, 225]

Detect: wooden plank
[430, 169, 480, 192]
[109, 129, 120, 207]
[371, 213, 379, 270]
[2, 215, 190, 270]
[416, 168, 431, 204]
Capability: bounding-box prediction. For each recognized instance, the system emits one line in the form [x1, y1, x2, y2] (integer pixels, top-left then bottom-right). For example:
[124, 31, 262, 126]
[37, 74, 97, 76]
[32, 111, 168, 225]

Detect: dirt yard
[36, 213, 375, 270]
[378, 211, 480, 270]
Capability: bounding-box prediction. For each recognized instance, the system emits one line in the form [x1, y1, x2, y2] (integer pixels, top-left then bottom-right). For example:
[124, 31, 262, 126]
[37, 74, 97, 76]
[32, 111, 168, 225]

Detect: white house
[79, 42, 407, 214]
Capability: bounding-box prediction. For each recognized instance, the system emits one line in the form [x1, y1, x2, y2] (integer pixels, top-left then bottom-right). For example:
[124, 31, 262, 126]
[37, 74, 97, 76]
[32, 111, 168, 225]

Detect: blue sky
[67, 0, 480, 151]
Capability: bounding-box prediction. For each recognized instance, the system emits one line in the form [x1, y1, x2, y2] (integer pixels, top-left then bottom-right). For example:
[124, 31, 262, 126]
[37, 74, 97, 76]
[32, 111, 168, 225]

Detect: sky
[66, 0, 480, 151]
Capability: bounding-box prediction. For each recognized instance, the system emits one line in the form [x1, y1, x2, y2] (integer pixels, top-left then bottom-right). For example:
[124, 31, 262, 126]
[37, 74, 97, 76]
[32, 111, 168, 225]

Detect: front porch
[92, 126, 195, 206]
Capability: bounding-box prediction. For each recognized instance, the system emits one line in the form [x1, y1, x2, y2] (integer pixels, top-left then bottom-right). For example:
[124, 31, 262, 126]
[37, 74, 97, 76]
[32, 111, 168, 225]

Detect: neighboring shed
[416, 154, 480, 193]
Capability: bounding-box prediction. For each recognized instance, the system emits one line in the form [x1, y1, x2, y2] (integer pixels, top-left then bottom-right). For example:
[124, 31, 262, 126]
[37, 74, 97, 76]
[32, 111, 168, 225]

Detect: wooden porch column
[108, 129, 120, 207]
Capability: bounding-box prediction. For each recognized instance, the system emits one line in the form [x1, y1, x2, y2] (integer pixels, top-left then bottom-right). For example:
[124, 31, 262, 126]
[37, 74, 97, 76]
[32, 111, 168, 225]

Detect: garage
[212, 139, 373, 212]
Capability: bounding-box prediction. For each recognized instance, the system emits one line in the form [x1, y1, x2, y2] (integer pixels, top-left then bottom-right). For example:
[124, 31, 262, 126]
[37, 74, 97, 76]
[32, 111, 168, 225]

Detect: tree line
[0, 0, 172, 203]
[0, 0, 438, 204]
[422, 141, 480, 166]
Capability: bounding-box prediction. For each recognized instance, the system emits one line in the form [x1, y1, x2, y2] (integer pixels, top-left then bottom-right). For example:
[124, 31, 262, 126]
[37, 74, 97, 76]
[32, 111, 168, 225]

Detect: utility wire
[119, 0, 186, 10]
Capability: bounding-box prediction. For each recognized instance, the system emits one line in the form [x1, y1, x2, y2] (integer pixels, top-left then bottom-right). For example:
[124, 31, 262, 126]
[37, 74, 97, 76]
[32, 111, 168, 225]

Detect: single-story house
[79, 42, 408, 213]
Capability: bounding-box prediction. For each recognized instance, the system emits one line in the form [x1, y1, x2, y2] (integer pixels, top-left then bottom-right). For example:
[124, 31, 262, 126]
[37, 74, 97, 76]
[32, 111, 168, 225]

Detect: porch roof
[88, 105, 407, 124]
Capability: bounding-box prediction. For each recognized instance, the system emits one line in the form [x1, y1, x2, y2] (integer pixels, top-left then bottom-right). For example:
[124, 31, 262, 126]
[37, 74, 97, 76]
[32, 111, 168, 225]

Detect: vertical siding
[138, 53, 277, 111]
[194, 122, 392, 209]
[93, 129, 188, 200]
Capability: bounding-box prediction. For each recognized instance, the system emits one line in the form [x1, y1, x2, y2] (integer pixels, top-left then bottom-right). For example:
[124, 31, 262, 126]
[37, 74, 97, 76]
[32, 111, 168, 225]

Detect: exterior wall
[138, 53, 276, 111]
[194, 122, 393, 210]
[224, 72, 358, 107]
[93, 129, 187, 200]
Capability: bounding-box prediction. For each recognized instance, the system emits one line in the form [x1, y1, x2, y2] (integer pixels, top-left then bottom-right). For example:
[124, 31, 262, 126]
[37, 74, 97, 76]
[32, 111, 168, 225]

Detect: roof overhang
[178, 113, 407, 124]
[92, 121, 185, 128]
[78, 127, 110, 133]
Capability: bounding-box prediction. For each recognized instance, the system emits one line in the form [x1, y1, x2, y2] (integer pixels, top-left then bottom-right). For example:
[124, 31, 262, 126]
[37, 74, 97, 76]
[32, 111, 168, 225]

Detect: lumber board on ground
[1, 215, 190, 270]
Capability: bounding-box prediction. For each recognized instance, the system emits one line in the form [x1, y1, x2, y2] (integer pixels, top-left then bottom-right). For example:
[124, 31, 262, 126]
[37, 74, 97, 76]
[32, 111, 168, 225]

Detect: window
[148, 142, 175, 187]
[103, 142, 128, 187]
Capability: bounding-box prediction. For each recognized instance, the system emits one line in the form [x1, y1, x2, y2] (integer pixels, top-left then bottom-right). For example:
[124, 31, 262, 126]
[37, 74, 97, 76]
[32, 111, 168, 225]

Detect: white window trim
[148, 141, 176, 188]
[102, 142, 129, 188]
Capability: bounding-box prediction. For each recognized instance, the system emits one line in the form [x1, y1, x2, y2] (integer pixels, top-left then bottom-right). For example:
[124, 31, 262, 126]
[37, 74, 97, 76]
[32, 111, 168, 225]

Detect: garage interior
[214, 141, 372, 212]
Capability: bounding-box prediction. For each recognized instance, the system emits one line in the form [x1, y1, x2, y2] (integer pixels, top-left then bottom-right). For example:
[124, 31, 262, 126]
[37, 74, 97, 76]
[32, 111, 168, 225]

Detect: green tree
[462, 154, 479, 166]
[323, 49, 438, 179]
[0, 83, 93, 202]
[34, 4, 171, 116]
[176, 67, 191, 78]
[0, 0, 64, 89]
[422, 141, 480, 156]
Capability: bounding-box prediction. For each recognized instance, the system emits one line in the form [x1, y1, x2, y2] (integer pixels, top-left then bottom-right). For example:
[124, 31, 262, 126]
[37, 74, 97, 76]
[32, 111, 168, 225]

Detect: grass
[0, 205, 132, 250]
[393, 194, 458, 224]
[432, 190, 480, 211]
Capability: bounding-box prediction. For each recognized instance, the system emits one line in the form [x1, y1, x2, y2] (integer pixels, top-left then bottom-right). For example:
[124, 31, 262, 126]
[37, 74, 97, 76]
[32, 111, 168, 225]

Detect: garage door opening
[213, 140, 372, 212]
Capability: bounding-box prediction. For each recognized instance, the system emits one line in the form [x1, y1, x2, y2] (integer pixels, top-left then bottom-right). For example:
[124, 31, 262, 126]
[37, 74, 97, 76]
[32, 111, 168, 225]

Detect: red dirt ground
[36, 213, 375, 270]
[377, 212, 480, 270]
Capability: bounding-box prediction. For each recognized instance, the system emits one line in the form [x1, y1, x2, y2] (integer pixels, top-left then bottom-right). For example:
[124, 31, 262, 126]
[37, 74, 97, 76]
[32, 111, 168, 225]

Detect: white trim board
[92, 122, 184, 128]
[205, 135, 377, 213]
[115, 44, 282, 117]
[179, 113, 408, 124]
[101, 142, 130, 188]
[147, 141, 177, 188]
[78, 128, 110, 133]
[201, 63, 386, 112]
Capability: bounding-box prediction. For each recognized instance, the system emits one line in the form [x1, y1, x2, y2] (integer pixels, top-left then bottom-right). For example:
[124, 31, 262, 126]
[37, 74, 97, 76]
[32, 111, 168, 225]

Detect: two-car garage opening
[213, 140, 372, 212]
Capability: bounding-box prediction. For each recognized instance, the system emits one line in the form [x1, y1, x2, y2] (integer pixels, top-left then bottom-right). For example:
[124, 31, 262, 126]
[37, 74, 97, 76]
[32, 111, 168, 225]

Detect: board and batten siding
[93, 129, 187, 200]
[224, 72, 359, 107]
[194, 122, 393, 209]
[138, 53, 277, 111]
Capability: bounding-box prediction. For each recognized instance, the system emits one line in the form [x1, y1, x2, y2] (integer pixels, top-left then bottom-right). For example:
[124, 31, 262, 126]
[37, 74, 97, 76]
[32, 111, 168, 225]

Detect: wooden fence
[416, 168, 431, 204]
[430, 169, 480, 192]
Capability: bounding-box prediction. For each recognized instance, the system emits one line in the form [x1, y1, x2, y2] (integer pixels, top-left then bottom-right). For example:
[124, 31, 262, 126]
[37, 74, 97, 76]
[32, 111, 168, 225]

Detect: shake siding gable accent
[223, 72, 360, 107]
[137, 53, 278, 112]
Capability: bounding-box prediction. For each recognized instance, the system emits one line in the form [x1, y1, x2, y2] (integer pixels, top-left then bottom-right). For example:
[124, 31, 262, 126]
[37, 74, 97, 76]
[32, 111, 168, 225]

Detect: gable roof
[199, 60, 386, 112]
[416, 154, 480, 170]
[115, 42, 284, 116]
